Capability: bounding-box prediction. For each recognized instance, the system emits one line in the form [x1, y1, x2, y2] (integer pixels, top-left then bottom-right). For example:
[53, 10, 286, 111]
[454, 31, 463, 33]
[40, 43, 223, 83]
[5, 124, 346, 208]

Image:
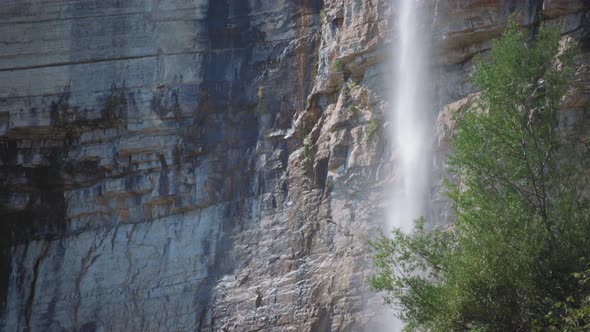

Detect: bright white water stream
[388, 0, 430, 233]
[384, 0, 432, 330]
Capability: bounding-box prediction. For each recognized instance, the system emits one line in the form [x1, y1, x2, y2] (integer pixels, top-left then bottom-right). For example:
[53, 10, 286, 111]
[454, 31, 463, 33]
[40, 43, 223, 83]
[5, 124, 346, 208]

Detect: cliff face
[0, 0, 588, 331]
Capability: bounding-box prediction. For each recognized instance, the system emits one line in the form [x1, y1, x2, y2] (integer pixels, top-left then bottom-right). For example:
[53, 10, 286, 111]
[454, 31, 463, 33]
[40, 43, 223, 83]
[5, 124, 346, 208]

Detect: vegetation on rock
[370, 24, 590, 331]
[332, 58, 344, 72]
[365, 117, 380, 141]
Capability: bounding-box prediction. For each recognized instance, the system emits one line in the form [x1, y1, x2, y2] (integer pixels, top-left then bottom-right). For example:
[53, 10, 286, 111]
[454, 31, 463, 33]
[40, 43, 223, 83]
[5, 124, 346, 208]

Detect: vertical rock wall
[0, 0, 587, 331]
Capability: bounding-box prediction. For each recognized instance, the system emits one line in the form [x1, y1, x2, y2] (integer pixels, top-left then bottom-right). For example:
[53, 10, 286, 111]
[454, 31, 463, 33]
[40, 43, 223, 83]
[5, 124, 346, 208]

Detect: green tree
[370, 24, 590, 331]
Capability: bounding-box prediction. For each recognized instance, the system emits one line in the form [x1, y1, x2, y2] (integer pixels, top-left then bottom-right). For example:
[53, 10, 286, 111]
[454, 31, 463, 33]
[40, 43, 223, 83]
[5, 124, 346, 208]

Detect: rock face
[0, 0, 588, 331]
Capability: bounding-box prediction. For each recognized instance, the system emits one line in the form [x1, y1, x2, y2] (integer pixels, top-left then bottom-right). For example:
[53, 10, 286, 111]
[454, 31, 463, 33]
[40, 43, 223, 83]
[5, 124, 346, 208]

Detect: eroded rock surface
[0, 0, 588, 331]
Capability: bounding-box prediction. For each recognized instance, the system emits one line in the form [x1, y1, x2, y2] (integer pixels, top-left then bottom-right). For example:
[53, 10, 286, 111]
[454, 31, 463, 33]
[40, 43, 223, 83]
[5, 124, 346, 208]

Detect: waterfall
[388, 0, 430, 233]
[383, 0, 432, 329]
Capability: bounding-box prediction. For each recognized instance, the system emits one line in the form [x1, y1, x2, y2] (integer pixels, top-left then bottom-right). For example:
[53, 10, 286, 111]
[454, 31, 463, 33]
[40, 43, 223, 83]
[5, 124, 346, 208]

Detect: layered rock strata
[0, 0, 588, 331]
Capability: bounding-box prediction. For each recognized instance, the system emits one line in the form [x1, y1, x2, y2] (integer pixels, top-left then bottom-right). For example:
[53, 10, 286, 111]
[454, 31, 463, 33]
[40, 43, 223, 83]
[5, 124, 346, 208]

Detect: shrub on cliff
[370, 24, 590, 331]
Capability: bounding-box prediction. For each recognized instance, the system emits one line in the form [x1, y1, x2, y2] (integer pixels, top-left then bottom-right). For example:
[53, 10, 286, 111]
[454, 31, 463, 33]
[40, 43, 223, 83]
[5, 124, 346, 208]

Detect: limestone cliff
[0, 0, 587, 331]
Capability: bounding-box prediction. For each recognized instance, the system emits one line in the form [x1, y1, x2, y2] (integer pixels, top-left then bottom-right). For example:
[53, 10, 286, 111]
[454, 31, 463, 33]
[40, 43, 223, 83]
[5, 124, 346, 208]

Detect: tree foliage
[370, 24, 590, 331]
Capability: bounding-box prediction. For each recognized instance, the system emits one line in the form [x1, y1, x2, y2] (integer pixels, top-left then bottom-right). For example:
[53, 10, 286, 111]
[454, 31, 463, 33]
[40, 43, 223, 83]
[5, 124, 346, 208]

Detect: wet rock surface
[0, 0, 588, 331]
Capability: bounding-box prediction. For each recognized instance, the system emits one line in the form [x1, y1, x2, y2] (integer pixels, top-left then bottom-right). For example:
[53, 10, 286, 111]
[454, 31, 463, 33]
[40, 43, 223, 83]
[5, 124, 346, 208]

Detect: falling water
[388, 0, 431, 234]
[384, 0, 432, 329]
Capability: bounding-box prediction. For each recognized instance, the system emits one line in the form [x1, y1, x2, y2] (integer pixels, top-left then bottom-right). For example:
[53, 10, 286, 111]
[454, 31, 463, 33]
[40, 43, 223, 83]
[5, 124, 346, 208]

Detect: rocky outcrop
[0, 1, 323, 330]
[0, 0, 588, 331]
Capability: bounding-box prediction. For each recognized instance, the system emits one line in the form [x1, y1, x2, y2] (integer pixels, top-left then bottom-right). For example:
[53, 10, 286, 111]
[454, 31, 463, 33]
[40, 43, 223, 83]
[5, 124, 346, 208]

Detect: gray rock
[0, 0, 588, 331]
